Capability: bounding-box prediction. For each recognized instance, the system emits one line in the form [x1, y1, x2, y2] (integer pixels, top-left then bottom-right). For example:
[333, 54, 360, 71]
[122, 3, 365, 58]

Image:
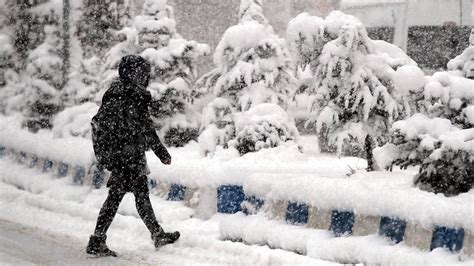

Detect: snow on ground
[0, 218, 138, 265]
[147, 137, 368, 188]
[0, 157, 331, 265]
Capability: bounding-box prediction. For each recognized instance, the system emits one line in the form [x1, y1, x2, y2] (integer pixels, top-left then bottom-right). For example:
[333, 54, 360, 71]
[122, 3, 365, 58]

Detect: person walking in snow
[87, 55, 180, 257]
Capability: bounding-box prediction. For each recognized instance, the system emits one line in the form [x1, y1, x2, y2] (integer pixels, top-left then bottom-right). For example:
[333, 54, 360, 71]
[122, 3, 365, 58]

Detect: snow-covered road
[0, 157, 334, 265]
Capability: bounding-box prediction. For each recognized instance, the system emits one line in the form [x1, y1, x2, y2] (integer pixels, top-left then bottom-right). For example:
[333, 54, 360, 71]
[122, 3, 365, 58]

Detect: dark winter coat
[98, 55, 171, 193]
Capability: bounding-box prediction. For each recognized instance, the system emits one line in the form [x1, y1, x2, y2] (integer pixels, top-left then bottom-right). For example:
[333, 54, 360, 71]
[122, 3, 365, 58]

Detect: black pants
[93, 188, 164, 238]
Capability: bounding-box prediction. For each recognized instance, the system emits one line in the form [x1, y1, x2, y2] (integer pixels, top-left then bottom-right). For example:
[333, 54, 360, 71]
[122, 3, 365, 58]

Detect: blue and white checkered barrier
[0, 145, 110, 189]
[1, 144, 472, 259]
[159, 183, 473, 258]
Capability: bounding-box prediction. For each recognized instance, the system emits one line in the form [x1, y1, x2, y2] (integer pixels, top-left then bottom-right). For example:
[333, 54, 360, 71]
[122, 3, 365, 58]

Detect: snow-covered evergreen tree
[197, 0, 298, 155]
[287, 11, 421, 157]
[1, 1, 63, 117]
[422, 29, 474, 130]
[63, 56, 102, 105]
[60, 0, 133, 109]
[0, 34, 21, 114]
[9, 0, 61, 71]
[77, 0, 132, 58]
[23, 25, 63, 132]
[447, 28, 474, 79]
[11, 0, 35, 70]
[0, 34, 14, 87]
[286, 13, 326, 74]
[198, 98, 236, 156]
[98, 0, 209, 147]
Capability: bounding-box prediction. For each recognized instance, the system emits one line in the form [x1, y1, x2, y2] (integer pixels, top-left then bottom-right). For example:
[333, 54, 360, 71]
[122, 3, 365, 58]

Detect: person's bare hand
[162, 158, 171, 165]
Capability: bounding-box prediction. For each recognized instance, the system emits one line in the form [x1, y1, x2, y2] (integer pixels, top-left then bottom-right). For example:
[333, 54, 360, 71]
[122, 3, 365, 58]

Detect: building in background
[341, 0, 473, 70]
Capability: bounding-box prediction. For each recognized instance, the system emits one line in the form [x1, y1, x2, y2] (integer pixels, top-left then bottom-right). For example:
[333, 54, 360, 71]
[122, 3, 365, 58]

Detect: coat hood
[118, 55, 151, 89]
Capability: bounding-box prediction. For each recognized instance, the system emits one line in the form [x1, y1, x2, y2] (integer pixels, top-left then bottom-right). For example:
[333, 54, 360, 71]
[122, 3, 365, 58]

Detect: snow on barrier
[0, 119, 472, 262]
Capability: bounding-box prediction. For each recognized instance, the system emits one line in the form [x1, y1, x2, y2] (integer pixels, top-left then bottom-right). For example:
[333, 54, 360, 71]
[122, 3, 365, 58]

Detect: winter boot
[152, 231, 181, 248]
[86, 235, 118, 257]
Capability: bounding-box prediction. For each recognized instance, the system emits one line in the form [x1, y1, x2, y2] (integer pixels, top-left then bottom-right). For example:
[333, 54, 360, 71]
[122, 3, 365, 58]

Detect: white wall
[406, 0, 472, 26]
[343, 0, 472, 27]
[342, 0, 473, 50]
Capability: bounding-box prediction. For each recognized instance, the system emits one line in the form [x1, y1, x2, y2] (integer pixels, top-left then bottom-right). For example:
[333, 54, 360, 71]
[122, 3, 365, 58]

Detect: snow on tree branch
[197, 0, 298, 156]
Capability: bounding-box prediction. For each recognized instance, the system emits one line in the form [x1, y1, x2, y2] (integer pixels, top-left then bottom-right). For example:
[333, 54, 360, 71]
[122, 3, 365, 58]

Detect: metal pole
[62, 0, 70, 90]
[401, 0, 409, 51]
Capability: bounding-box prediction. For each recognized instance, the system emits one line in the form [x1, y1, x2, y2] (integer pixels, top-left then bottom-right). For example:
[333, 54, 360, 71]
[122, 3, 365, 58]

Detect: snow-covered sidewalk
[0, 218, 143, 265]
[0, 157, 331, 265]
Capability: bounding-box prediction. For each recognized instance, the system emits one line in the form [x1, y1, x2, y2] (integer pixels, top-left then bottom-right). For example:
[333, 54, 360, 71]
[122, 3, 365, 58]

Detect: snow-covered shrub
[374, 114, 460, 169]
[52, 102, 99, 138]
[99, 0, 209, 147]
[23, 25, 63, 132]
[198, 98, 236, 156]
[414, 130, 474, 197]
[375, 116, 474, 196]
[196, 0, 298, 156]
[423, 71, 474, 129]
[230, 104, 299, 155]
[287, 11, 421, 157]
[447, 28, 474, 79]
[375, 110, 474, 196]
